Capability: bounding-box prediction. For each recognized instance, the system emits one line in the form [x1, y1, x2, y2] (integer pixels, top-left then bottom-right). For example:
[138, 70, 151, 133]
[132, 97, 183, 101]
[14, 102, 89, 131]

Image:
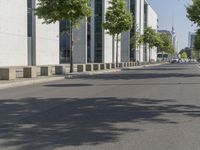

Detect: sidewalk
[0, 76, 64, 90]
[0, 63, 164, 90]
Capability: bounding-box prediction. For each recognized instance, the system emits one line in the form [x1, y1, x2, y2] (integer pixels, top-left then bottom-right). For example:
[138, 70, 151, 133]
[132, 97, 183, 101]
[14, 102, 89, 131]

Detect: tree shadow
[0, 97, 200, 150]
[77, 72, 200, 80]
[44, 84, 93, 87]
[98, 82, 200, 86]
[127, 67, 186, 71]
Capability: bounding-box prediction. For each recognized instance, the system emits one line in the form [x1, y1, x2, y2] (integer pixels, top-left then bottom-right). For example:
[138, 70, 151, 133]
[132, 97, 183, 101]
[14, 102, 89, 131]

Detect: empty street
[0, 63, 200, 150]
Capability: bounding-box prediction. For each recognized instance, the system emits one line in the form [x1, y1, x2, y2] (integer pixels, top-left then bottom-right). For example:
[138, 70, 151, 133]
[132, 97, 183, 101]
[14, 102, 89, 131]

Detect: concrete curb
[0, 77, 64, 90]
[0, 63, 165, 90]
[65, 63, 164, 79]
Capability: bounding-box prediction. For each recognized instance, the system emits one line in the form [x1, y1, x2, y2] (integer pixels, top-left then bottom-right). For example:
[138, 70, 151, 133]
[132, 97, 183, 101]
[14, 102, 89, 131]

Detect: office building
[0, 0, 59, 67]
[0, 0, 158, 67]
[188, 32, 196, 49]
[121, 0, 158, 63]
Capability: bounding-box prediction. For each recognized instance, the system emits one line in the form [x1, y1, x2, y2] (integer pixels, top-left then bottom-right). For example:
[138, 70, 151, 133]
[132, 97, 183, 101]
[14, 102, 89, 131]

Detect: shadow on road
[44, 84, 93, 88]
[76, 72, 200, 81]
[71, 63, 200, 81]
[0, 97, 200, 150]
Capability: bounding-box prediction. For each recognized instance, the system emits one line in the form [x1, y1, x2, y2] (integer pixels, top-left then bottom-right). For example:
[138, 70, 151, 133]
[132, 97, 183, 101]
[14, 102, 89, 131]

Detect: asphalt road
[0, 63, 200, 150]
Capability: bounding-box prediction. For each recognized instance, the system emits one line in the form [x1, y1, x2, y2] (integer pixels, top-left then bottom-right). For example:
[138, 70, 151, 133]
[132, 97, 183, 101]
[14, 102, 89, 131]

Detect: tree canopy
[186, 0, 200, 26]
[142, 27, 159, 49]
[130, 25, 142, 51]
[35, 0, 93, 27]
[158, 33, 175, 54]
[103, 0, 133, 36]
[180, 52, 188, 59]
[179, 47, 192, 58]
[194, 29, 200, 51]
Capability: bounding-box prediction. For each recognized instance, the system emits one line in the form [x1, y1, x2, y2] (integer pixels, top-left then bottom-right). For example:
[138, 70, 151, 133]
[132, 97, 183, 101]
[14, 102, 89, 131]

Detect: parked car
[171, 58, 179, 63]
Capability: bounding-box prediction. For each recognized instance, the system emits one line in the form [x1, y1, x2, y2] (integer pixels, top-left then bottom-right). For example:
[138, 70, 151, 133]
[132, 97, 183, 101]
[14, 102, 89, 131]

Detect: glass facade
[130, 0, 136, 61]
[87, 17, 91, 63]
[143, 2, 148, 61]
[94, 0, 103, 63]
[59, 21, 70, 63]
[27, 0, 36, 65]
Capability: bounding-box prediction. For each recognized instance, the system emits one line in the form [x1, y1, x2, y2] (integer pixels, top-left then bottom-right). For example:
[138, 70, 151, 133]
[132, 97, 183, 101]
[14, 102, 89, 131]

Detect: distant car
[197, 59, 200, 63]
[171, 58, 179, 63]
[189, 59, 196, 62]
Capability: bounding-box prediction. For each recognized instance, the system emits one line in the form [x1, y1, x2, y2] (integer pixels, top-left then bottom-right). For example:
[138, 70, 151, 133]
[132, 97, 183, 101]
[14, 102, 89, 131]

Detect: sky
[148, 0, 196, 51]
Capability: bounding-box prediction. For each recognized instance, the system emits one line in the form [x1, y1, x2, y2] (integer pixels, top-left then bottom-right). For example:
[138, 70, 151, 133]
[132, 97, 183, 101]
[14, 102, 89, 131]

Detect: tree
[130, 25, 143, 62]
[179, 47, 192, 59]
[186, 0, 200, 26]
[35, 0, 92, 73]
[180, 52, 188, 59]
[158, 32, 175, 60]
[142, 27, 159, 62]
[103, 0, 133, 65]
[194, 28, 200, 58]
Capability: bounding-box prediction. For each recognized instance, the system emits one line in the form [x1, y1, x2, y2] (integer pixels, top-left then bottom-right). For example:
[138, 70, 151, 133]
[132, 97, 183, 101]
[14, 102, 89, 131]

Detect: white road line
[195, 64, 200, 70]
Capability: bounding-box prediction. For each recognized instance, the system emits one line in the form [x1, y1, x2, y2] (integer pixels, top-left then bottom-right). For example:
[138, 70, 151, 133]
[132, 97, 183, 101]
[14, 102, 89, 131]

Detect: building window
[87, 17, 91, 63]
[94, 0, 103, 63]
[59, 21, 70, 64]
[130, 0, 136, 61]
[27, 0, 36, 65]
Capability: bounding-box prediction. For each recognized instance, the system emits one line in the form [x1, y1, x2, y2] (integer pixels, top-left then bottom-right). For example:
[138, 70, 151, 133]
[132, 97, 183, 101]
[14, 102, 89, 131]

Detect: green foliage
[186, 0, 200, 26]
[102, 0, 133, 35]
[142, 27, 159, 48]
[35, 0, 92, 73]
[130, 25, 142, 50]
[180, 52, 188, 59]
[168, 44, 176, 55]
[35, 0, 93, 28]
[179, 47, 192, 58]
[158, 33, 175, 54]
[102, 0, 133, 64]
[194, 29, 200, 52]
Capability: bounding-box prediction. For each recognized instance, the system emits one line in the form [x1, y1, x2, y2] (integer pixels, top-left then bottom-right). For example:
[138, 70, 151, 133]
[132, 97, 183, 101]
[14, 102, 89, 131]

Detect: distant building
[188, 32, 196, 48]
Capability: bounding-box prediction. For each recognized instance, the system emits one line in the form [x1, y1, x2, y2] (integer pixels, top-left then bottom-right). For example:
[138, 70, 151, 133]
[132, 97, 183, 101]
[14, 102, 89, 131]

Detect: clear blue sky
[148, 0, 196, 51]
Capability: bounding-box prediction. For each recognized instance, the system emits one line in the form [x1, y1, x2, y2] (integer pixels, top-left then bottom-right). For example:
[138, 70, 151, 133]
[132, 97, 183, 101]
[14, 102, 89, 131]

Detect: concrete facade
[0, 0, 59, 67]
[0, 0, 28, 67]
[35, 18, 59, 66]
[0, 0, 158, 67]
[73, 22, 88, 64]
[146, 4, 158, 62]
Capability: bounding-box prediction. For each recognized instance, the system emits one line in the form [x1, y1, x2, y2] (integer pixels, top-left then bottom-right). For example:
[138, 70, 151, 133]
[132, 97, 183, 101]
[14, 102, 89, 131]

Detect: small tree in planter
[35, 0, 92, 73]
[103, 0, 133, 66]
[142, 27, 159, 63]
[130, 25, 143, 63]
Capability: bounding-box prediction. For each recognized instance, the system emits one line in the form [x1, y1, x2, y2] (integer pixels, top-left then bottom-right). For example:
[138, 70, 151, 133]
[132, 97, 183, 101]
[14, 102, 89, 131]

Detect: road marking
[195, 64, 200, 70]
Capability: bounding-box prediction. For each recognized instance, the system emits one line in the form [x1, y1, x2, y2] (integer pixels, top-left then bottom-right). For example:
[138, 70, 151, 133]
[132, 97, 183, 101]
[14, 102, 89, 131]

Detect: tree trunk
[116, 34, 119, 66]
[138, 46, 141, 64]
[70, 21, 73, 73]
[162, 51, 164, 61]
[149, 47, 151, 63]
